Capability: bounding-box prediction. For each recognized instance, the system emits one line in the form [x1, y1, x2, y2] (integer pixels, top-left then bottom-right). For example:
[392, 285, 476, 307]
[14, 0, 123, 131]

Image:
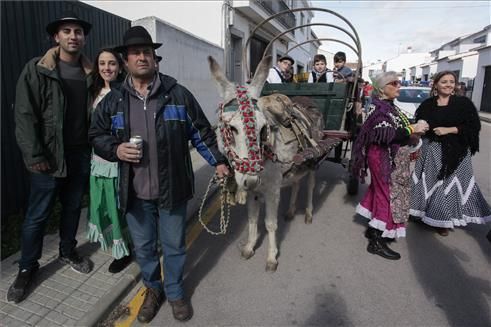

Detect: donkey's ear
[208, 56, 235, 103]
[248, 55, 272, 99]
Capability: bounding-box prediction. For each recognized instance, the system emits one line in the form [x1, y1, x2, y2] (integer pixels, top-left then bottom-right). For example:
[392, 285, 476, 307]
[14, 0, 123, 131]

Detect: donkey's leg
[264, 190, 280, 272]
[285, 181, 300, 221]
[305, 170, 315, 224]
[241, 192, 260, 260]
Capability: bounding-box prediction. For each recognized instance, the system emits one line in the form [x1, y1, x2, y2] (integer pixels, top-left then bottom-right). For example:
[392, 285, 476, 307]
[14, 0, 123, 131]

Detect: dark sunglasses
[386, 80, 401, 87]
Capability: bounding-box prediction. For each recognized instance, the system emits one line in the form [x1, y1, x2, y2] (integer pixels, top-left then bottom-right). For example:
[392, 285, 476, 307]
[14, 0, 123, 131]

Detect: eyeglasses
[386, 80, 401, 87]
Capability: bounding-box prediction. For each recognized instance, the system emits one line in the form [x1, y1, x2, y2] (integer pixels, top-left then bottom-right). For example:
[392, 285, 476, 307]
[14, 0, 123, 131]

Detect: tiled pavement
[0, 150, 216, 326]
[0, 210, 140, 327]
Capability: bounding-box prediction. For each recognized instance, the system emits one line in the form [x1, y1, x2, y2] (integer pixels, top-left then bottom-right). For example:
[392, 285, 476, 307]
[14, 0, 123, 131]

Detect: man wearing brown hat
[8, 12, 93, 303]
[89, 25, 229, 323]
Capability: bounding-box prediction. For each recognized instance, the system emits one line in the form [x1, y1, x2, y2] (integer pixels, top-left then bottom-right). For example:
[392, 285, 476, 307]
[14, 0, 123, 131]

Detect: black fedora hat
[114, 26, 162, 53]
[278, 55, 294, 65]
[46, 11, 91, 36]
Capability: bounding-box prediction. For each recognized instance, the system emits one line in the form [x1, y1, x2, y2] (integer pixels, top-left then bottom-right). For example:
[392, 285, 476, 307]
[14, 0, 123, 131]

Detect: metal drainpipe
[223, 0, 232, 78]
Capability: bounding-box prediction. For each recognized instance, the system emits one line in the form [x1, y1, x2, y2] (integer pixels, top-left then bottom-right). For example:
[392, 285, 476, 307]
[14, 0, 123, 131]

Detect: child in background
[333, 51, 353, 81]
[266, 55, 295, 83]
[308, 54, 333, 83]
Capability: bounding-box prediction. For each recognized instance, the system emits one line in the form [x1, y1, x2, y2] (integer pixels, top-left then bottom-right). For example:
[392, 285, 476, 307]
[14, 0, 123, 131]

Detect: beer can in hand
[129, 135, 143, 159]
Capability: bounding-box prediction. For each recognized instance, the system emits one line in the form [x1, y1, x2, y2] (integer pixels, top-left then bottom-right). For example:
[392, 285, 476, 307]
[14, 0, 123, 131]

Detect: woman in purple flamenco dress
[352, 72, 429, 260]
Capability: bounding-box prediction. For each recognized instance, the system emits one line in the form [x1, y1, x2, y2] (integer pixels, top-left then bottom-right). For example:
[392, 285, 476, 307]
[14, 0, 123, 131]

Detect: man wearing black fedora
[9, 11, 94, 304]
[89, 25, 230, 323]
[266, 55, 295, 83]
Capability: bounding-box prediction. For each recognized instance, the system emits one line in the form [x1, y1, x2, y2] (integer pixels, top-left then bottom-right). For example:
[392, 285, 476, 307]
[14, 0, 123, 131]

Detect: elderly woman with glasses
[410, 71, 491, 236]
[352, 71, 429, 260]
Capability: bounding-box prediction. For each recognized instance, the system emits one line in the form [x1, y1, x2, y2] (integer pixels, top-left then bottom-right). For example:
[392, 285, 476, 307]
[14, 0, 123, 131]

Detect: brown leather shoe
[169, 298, 193, 322]
[137, 288, 163, 323]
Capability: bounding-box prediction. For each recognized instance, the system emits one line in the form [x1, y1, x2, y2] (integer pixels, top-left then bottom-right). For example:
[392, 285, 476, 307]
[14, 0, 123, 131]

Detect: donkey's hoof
[285, 211, 295, 221]
[241, 248, 255, 260]
[304, 213, 313, 224]
[265, 262, 278, 272]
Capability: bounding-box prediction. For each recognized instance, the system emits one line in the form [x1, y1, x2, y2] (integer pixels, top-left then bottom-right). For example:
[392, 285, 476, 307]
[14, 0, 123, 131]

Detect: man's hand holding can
[117, 136, 143, 163]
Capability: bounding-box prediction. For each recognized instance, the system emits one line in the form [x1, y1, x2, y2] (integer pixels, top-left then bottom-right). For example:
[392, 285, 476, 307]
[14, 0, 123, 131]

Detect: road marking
[186, 194, 222, 247]
[114, 193, 221, 327]
[115, 287, 146, 327]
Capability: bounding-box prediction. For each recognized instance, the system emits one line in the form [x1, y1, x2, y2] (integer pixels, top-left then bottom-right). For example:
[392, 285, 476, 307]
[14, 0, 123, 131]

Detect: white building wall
[472, 46, 491, 111]
[231, 11, 254, 81]
[461, 55, 479, 79]
[415, 66, 423, 79]
[429, 63, 438, 78]
[436, 59, 451, 73]
[362, 62, 383, 81]
[287, 5, 313, 73]
[133, 17, 224, 122]
[317, 49, 334, 70]
[437, 50, 456, 59]
[384, 53, 431, 72]
[458, 43, 479, 53]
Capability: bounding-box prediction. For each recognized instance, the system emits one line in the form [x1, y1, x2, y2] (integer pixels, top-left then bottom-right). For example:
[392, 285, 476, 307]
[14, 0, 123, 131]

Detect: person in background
[352, 71, 428, 260]
[308, 54, 333, 83]
[89, 26, 230, 323]
[87, 48, 132, 273]
[155, 55, 162, 70]
[266, 55, 294, 83]
[410, 71, 491, 236]
[455, 81, 467, 97]
[8, 12, 93, 304]
[333, 51, 353, 82]
[362, 81, 374, 112]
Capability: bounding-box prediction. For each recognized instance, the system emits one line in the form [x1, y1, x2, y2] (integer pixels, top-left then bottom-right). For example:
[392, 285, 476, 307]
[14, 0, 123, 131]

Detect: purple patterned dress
[352, 97, 415, 238]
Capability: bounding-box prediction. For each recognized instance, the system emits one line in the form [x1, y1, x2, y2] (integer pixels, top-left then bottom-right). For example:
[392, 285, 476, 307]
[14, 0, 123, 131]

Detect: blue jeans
[125, 198, 187, 301]
[19, 149, 90, 271]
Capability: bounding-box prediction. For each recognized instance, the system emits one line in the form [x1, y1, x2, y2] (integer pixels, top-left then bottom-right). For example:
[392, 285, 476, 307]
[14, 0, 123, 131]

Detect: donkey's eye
[230, 126, 239, 134]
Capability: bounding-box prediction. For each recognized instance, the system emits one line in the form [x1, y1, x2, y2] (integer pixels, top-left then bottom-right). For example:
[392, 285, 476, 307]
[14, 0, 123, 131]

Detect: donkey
[208, 55, 324, 272]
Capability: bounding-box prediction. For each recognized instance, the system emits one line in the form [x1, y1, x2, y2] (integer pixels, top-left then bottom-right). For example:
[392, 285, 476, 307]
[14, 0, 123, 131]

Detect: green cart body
[261, 82, 354, 131]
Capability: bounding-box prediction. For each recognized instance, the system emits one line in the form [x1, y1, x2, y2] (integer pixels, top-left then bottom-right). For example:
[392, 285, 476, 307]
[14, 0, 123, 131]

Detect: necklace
[394, 105, 410, 127]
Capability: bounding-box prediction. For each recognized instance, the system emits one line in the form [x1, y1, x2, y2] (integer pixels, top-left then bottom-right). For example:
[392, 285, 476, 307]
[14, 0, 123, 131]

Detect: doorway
[480, 66, 491, 113]
[230, 35, 243, 84]
[250, 37, 268, 79]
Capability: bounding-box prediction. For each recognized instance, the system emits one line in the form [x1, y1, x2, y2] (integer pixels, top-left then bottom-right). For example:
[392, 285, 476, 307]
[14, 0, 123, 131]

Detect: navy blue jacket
[88, 73, 226, 213]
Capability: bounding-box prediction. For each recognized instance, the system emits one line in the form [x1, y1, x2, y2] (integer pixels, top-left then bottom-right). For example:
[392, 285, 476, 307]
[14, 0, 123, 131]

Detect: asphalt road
[126, 121, 491, 327]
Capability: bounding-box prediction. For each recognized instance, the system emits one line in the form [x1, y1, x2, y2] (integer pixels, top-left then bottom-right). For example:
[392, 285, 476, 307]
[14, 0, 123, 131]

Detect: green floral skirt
[87, 160, 130, 259]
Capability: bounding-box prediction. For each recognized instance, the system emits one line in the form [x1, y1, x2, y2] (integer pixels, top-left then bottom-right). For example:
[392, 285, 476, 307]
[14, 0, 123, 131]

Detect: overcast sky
[311, 1, 490, 64]
[84, 0, 490, 65]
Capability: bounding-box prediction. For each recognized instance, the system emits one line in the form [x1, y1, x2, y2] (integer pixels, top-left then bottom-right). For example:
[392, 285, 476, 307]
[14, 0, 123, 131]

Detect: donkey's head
[208, 55, 272, 196]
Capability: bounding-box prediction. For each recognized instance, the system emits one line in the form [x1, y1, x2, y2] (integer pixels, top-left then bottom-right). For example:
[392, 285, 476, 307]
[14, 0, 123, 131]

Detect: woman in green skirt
[87, 48, 132, 273]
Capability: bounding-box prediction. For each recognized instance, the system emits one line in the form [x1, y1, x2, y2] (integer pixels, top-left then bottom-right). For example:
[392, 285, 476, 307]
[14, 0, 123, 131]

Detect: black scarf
[415, 95, 480, 179]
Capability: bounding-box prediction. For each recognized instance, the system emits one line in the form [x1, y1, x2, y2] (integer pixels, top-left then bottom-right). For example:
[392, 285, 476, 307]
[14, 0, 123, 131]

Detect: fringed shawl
[415, 95, 480, 179]
[352, 97, 406, 183]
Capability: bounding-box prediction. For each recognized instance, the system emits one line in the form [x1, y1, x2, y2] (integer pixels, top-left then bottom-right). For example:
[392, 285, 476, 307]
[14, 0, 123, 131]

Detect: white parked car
[394, 86, 431, 120]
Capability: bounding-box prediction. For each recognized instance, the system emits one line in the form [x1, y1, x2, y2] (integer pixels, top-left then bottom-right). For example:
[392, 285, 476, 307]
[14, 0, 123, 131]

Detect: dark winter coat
[88, 73, 227, 213]
[14, 47, 92, 177]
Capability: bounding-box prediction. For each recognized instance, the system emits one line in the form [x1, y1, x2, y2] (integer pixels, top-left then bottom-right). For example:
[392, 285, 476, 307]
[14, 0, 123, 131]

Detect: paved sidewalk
[0, 149, 216, 326]
[479, 110, 491, 123]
